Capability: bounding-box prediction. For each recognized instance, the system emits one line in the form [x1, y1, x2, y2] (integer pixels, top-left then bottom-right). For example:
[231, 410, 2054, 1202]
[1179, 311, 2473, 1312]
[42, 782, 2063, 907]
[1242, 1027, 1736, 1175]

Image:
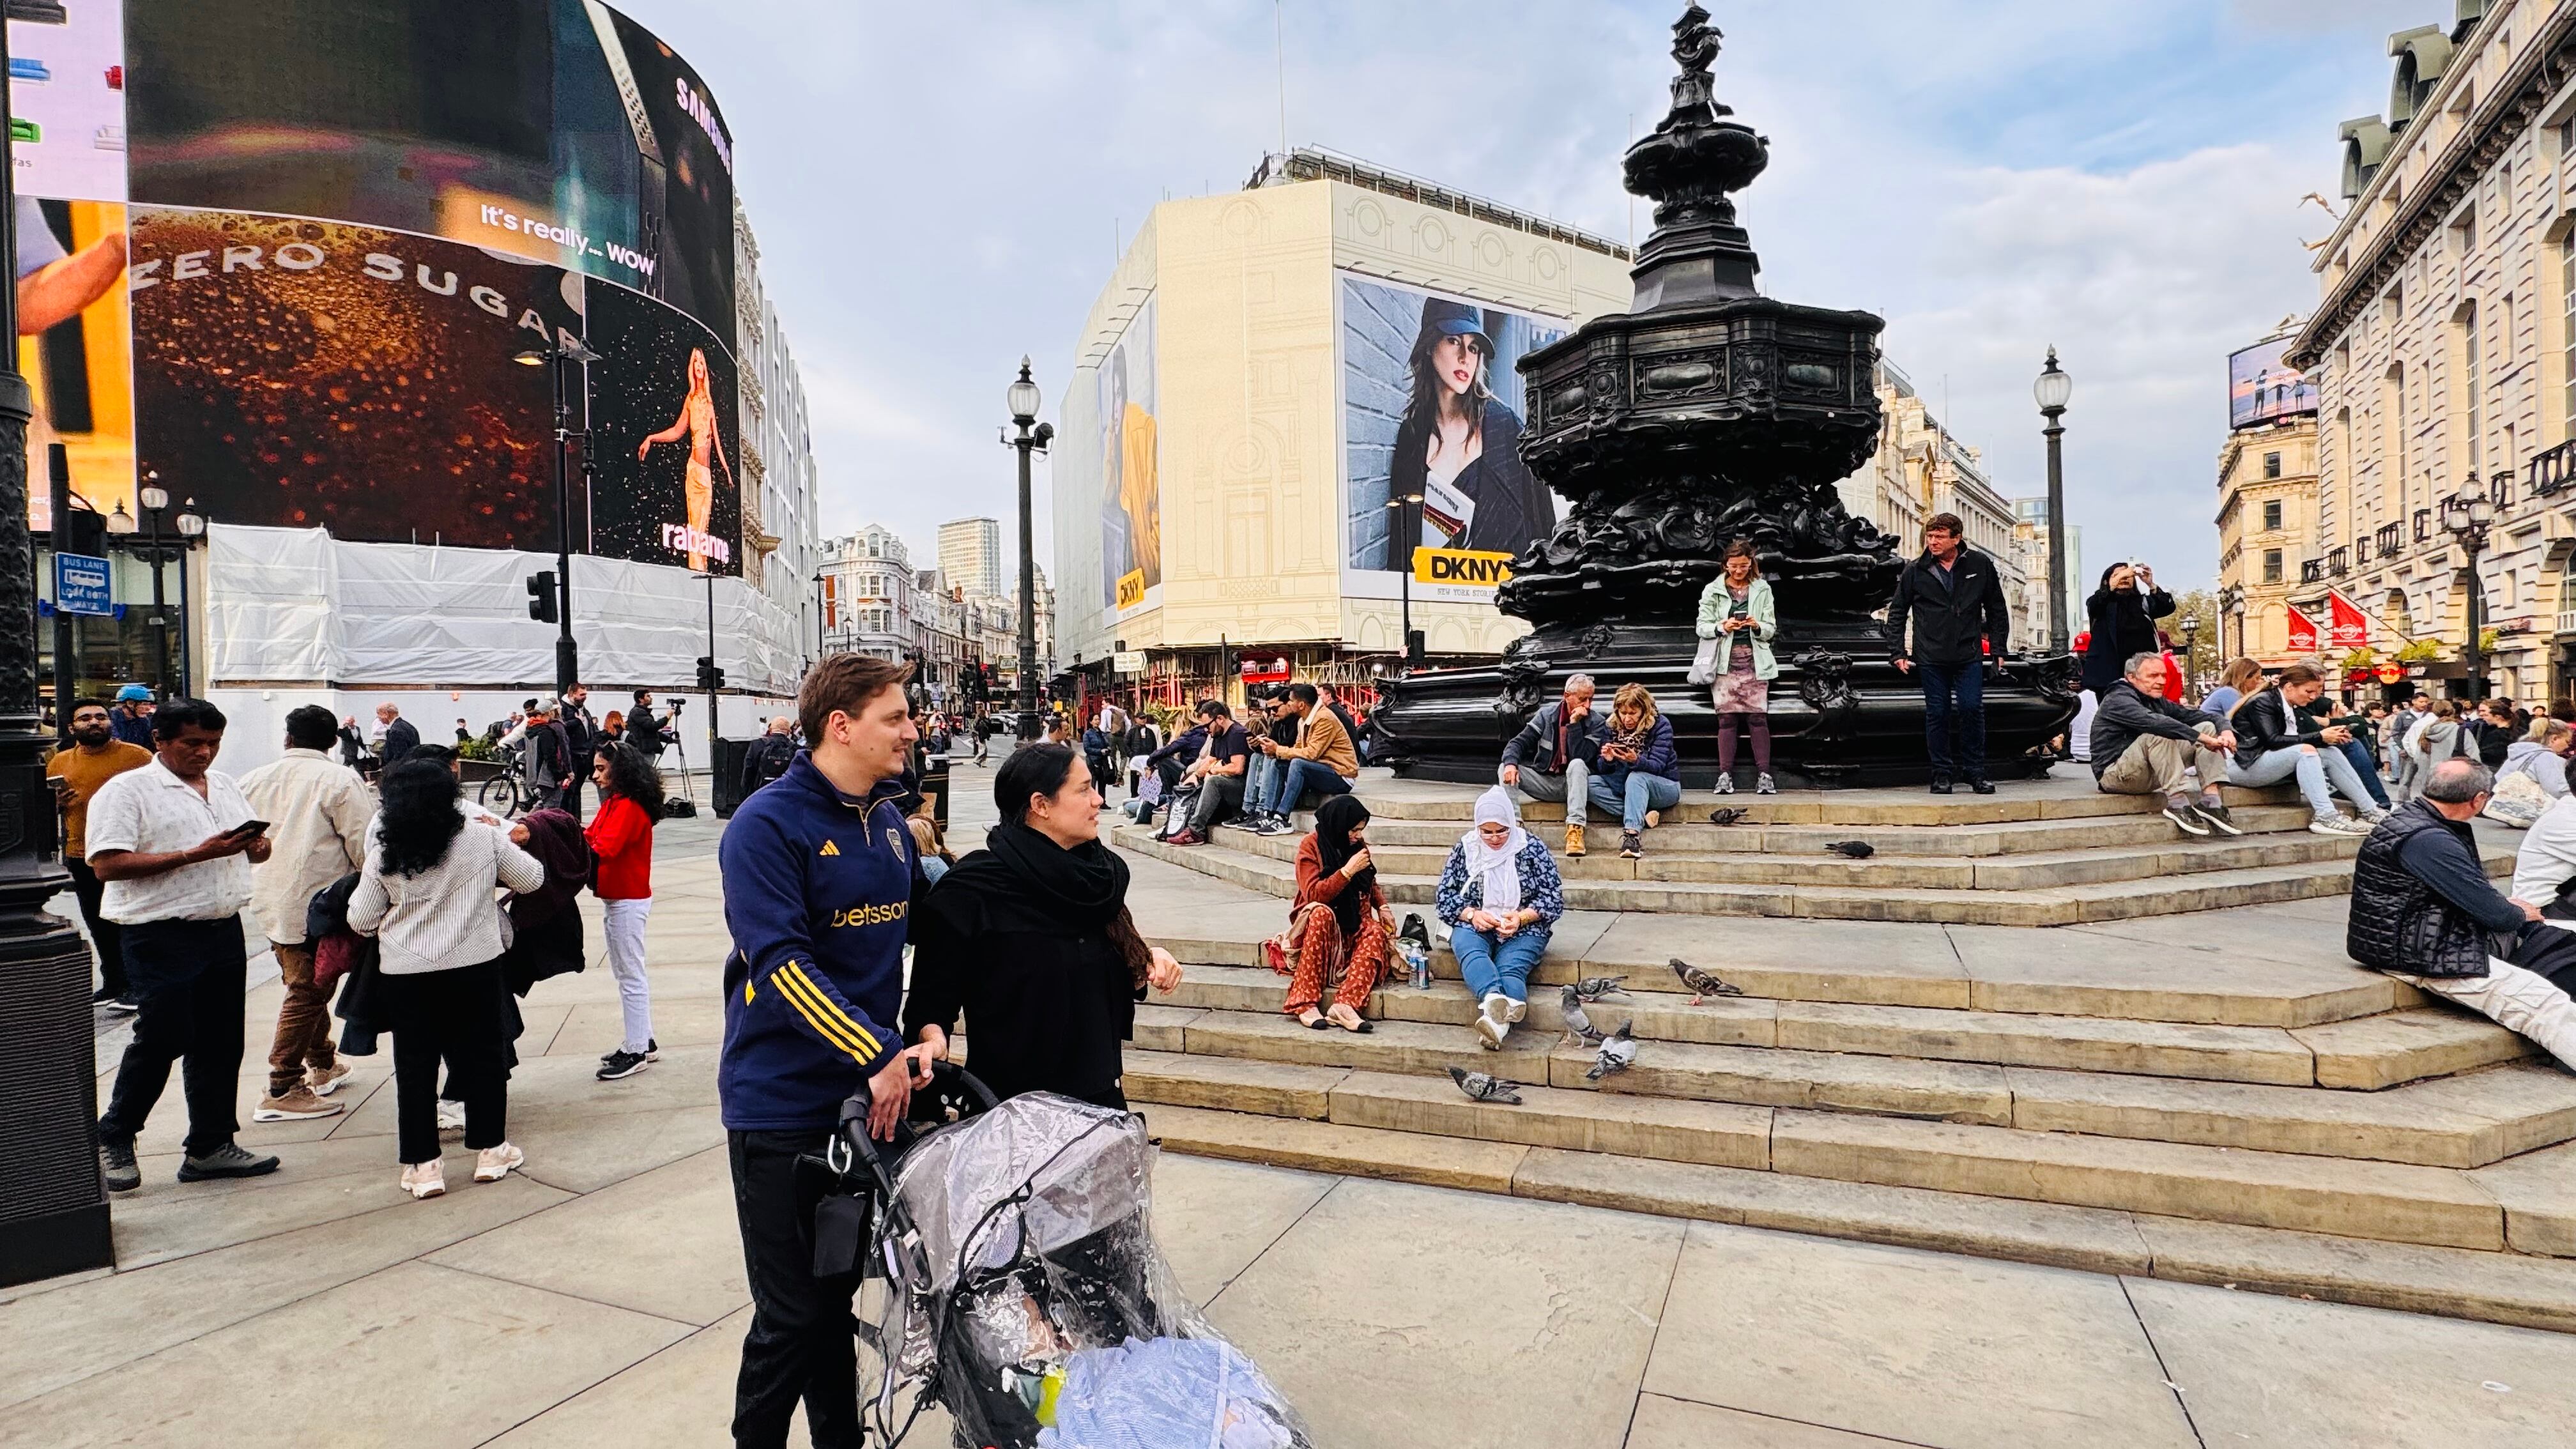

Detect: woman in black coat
[903, 744, 1183, 1108]
[2079, 562, 2177, 695]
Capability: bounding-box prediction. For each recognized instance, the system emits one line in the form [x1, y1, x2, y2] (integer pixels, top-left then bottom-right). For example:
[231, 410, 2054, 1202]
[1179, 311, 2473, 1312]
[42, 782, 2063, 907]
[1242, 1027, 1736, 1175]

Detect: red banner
[2287, 604, 2320, 655]
[2326, 591, 2370, 651]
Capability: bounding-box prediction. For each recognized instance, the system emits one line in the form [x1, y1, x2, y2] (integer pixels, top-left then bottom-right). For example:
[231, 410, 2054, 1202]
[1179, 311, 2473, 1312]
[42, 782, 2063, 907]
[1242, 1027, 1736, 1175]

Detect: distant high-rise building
[939, 517, 1004, 598]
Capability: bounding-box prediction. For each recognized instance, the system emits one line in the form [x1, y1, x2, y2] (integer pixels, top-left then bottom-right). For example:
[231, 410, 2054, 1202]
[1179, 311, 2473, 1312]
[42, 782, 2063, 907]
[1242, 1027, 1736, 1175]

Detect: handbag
[1261, 901, 1337, 976]
[2484, 771, 2551, 829]
[1685, 635, 1724, 687]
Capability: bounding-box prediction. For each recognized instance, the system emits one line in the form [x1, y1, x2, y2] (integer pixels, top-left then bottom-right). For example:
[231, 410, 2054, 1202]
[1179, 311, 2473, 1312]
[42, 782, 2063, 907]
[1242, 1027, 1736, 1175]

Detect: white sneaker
[2310, 815, 2370, 836]
[1475, 993, 1510, 1050]
[436, 1099, 467, 1137]
[401, 1161, 445, 1200]
[1504, 995, 1527, 1023]
[473, 1142, 525, 1183]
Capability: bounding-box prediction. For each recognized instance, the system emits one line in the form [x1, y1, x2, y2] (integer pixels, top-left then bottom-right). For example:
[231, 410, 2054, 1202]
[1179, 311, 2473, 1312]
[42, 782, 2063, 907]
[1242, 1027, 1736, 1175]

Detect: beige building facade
[2290, 1, 2576, 702]
[2216, 415, 2321, 666]
[1833, 360, 2036, 644]
[1052, 151, 1634, 702]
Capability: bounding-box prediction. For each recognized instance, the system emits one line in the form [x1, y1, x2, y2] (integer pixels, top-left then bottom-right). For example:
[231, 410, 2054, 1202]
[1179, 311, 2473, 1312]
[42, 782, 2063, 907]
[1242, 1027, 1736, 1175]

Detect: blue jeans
[2337, 739, 2392, 808]
[2228, 745, 2379, 818]
[1271, 758, 1353, 815]
[1588, 772, 1682, 832]
[1243, 753, 1280, 814]
[1919, 660, 1987, 780]
[1451, 923, 1551, 1004]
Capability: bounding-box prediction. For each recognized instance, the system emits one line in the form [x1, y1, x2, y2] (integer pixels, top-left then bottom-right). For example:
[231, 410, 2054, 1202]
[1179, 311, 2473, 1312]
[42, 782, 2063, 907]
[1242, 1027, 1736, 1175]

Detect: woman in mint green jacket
[1695, 539, 1780, 793]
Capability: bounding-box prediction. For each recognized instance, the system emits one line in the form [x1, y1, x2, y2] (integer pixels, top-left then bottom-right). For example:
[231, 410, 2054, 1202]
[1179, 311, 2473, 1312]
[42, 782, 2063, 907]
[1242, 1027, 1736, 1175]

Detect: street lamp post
[2444, 492, 2496, 702]
[1002, 358, 1054, 743]
[2034, 348, 2074, 655]
[1384, 491, 1424, 670]
[514, 337, 602, 700]
[0, 3, 115, 1291]
[2218, 584, 2245, 662]
[2180, 616, 2199, 702]
[111, 475, 202, 697]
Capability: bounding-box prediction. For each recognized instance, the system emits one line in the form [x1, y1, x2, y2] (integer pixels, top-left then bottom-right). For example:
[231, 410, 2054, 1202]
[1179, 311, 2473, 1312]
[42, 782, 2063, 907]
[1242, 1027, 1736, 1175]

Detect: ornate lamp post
[2034, 349, 2074, 655]
[112, 475, 202, 696]
[1384, 491, 1424, 668]
[1002, 358, 1054, 742]
[2444, 492, 2496, 701]
[2179, 615, 2199, 701]
[2218, 583, 2246, 661]
[514, 337, 602, 700]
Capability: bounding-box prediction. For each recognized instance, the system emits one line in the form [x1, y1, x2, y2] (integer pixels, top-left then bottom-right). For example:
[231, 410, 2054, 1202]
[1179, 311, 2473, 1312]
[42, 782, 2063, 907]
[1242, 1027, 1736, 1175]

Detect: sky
[610, 0, 2449, 594]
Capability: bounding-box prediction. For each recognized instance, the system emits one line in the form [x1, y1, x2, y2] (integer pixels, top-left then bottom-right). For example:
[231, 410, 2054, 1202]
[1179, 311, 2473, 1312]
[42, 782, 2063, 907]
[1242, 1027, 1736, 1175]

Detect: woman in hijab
[903, 743, 1183, 1108]
[1278, 794, 1395, 1032]
[2079, 562, 2177, 696]
[1436, 786, 1566, 1050]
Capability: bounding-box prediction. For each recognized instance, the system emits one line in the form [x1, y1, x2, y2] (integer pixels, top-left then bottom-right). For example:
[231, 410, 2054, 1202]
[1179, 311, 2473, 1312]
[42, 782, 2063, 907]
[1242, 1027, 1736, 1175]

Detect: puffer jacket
[2346, 802, 2492, 979]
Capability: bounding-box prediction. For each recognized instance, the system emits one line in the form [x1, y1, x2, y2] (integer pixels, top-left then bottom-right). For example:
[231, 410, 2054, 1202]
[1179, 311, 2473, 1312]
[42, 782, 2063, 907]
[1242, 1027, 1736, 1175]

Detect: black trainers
[604, 1039, 663, 1064]
[2194, 802, 2244, 837]
[176, 1142, 280, 1183]
[2161, 801, 2212, 837]
[1929, 777, 1954, 795]
[597, 1049, 649, 1081]
[100, 1138, 140, 1193]
[1968, 778, 1997, 795]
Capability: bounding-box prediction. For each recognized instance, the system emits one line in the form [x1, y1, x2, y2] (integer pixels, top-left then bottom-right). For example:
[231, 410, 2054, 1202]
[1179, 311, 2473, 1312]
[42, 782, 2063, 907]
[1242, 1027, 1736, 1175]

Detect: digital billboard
[122, 0, 735, 351]
[1342, 273, 1563, 581]
[1097, 293, 1158, 611]
[20, 197, 134, 529]
[2228, 337, 2318, 430]
[586, 278, 741, 576]
[6, 0, 127, 203]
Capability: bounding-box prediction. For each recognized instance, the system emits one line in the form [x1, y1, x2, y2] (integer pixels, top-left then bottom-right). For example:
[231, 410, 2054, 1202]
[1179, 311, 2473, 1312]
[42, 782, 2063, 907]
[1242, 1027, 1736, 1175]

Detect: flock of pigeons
[1445, 957, 1743, 1107]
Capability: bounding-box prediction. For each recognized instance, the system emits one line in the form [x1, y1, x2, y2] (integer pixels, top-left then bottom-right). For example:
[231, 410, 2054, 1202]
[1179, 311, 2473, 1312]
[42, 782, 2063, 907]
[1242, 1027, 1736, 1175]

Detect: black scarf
[981, 820, 1130, 930]
[1311, 794, 1374, 937]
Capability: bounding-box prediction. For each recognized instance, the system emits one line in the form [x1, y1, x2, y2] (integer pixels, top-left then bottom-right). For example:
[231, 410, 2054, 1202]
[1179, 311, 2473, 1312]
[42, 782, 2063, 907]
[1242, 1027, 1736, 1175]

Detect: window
[2263, 452, 2282, 479]
[2464, 302, 2483, 476]
[2564, 236, 2576, 440]
[2263, 499, 2283, 531]
[2263, 549, 2283, 583]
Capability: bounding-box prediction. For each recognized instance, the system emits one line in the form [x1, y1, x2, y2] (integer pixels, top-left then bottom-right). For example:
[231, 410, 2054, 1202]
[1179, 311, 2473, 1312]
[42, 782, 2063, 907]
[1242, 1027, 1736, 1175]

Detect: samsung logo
[676, 78, 734, 176]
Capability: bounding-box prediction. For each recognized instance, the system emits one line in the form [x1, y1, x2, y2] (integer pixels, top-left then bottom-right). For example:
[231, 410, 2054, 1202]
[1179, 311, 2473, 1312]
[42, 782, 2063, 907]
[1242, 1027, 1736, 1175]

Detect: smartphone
[226, 820, 272, 839]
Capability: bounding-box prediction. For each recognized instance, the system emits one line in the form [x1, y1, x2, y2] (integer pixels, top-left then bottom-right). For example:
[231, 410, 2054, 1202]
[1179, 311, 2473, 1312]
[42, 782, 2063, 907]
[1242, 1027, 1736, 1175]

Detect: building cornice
[2289, 11, 2576, 369]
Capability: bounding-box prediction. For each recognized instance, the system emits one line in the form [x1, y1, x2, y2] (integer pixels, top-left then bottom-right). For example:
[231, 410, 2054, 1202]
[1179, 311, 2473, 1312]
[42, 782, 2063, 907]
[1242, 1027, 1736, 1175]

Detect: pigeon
[1448, 1065, 1524, 1105]
[1824, 840, 1876, 859]
[1586, 1021, 1638, 1081]
[1670, 956, 1745, 1005]
[1569, 974, 1630, 1002]
[1559, 986, 1606, 1045]
[1708, 807, 1749, 826]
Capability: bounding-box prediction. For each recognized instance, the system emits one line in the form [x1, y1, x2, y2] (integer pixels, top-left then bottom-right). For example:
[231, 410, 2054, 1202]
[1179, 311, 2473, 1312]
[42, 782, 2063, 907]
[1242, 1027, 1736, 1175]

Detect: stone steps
[1335, 805, 2323, 856]
[1120, 823, 2510, 927]
[1356, 779, 2298, 826]
[1128, 1007, 2576, 1169]
[1127, 1100, 2576, 1335]
[1162, 963, 2529, 1089]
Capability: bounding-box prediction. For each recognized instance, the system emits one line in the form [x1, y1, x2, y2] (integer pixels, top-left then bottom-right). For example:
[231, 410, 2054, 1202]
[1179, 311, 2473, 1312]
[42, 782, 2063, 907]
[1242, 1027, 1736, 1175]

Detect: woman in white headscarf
[1435, 785, 1567, 1049]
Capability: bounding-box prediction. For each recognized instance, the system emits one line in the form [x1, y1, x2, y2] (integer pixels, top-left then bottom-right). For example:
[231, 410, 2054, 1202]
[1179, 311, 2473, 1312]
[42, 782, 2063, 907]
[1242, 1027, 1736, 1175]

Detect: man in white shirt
[87, 699, 280, 1193]
[240, 705, 377, 1123]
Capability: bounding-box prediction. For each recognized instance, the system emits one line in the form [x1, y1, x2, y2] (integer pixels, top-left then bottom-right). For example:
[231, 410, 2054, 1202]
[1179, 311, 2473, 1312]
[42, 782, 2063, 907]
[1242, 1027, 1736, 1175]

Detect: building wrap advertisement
[1098, 293, 1159, 611]
[8, 0, 742, 579]
[1340, 272, 1563, 589]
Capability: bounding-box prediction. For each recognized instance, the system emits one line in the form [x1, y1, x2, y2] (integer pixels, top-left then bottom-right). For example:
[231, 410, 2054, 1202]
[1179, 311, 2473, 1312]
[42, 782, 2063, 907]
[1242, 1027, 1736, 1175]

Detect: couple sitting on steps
[1498, 673, 1682, 862]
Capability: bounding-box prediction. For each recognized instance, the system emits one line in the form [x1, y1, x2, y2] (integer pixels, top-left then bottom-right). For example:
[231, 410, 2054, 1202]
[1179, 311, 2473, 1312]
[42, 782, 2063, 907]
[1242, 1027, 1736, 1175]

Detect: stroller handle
[834, 1059, 999, 1174]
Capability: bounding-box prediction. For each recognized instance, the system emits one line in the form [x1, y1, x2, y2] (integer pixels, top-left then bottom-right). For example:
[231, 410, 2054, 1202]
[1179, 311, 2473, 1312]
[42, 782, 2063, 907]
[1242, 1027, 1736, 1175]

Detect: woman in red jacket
[1273, 794, 1393, 1032]
[588, 740, 663, 1082]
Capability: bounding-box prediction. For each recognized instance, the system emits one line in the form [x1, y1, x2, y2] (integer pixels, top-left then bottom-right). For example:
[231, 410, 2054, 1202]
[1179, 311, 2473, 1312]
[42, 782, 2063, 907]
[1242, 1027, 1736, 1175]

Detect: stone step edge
[1135, 1103, 2576, 1337]
[1351, 781, 2310, 824]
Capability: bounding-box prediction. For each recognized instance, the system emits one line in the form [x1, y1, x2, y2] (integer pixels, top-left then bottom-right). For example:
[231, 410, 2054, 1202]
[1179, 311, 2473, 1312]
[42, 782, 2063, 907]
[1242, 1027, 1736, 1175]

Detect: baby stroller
[829, 1065, 1310, 1448]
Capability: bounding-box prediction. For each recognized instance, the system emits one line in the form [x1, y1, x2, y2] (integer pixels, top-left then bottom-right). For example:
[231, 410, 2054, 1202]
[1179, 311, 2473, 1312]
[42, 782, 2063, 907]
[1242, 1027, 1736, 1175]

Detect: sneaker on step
[2309, 814, 2368, 836]
[253, 1085, 345, 1122]
[1969, 778, 1997, 795]
[1929, 777, 1954, 795]
[1714, 774, 1733, 795]
[99, 1138, 140, 1193]
[401, 1160, 446, 1200]
[306, 1061, 353, 1096]
[1475, 993, 1510, 1050]
[2192, 802, 2244, 836]
[597, 1048, 650, 1081]
[177, 1142, 280, 1183]
[473, 1142, 526, 1183]
[1504, 995, 1527, 1024]
[2160, 801, 2211, 838]
[1756, 773, 1777, 795]
[1563, 823, 1586, 858]
[1620, 829, 1643, 859]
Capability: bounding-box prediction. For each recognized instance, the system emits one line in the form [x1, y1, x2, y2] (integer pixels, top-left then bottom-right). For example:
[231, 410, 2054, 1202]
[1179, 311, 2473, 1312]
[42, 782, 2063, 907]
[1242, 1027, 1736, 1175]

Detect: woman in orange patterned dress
[1279, 794, 1394, 1033]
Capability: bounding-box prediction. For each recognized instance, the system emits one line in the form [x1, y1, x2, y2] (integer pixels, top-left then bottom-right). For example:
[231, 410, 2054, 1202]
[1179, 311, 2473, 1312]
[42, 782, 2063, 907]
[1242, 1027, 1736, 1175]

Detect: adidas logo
[818, 839, 840, 856]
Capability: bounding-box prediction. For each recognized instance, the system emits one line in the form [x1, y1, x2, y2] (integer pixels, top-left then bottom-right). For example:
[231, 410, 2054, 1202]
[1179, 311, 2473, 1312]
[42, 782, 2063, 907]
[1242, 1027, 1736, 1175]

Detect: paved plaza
[9, 763, 2576, 1448]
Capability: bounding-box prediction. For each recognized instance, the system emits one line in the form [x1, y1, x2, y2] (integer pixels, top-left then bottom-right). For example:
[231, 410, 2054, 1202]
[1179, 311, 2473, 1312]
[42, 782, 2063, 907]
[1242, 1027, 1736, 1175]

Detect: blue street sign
[54, 551, 112, 616]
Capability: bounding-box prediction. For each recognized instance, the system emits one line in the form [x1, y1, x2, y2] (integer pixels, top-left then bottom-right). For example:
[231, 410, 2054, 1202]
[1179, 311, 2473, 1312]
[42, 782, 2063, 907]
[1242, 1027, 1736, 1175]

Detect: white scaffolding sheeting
[205, 523, 801, 693]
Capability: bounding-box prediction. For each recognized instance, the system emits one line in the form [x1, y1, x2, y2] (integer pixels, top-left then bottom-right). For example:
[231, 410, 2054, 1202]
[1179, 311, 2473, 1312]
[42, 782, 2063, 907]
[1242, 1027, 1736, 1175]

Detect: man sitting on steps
[2347, 760, 2576, 1072]
[1499, 673, 1601, 858]
[2089, 652, 2240, 838]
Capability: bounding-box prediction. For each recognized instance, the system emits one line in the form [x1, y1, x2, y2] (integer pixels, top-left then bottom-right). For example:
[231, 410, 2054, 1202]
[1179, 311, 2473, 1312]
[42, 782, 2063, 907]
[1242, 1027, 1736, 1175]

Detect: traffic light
[696, 656, 726, 691]
[525, 571, 557, 623]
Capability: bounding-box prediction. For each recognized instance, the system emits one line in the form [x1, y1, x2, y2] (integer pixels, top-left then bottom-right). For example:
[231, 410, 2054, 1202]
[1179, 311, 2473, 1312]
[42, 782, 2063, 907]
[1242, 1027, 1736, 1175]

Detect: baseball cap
[1419, 298, 1492, 351]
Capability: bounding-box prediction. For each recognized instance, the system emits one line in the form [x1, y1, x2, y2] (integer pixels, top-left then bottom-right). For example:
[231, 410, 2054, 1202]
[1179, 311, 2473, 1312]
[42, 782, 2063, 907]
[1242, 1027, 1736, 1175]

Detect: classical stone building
[2289, 1, 2576, 702]
[2216, 326, 2322, 667]
[1831, 360, 2035, 643]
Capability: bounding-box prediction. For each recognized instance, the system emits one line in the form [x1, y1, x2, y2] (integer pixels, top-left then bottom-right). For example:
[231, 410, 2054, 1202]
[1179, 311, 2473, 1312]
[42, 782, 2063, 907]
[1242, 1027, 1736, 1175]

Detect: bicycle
[476, 749, 530, 817]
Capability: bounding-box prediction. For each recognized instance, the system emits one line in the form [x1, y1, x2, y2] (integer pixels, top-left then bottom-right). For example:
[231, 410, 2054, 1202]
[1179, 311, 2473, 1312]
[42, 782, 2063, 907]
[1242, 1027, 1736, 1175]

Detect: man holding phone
[86, 698, 282, 1193]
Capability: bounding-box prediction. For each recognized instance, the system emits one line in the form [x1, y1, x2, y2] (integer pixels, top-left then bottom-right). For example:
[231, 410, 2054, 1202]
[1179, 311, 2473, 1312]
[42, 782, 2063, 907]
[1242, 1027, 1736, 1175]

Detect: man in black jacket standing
[628, 689, 667, 762]
[560, 684, 597, 819]
[1885, 513, 2011, 794]
[739, 716, 798, 799]
[374, 703, 420, 769]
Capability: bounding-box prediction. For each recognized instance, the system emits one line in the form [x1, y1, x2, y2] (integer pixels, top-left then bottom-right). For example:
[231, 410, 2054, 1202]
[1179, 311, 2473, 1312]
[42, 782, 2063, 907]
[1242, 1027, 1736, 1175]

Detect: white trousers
[602, 896, 655, 1054]
[2393, 957, 2576, 1072]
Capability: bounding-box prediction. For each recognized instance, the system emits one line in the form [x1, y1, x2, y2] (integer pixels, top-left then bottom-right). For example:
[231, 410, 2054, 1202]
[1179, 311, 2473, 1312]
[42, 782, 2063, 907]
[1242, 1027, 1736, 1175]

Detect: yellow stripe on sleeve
[768, 965, 872, 1063]
[780, 962, 884, 1056]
